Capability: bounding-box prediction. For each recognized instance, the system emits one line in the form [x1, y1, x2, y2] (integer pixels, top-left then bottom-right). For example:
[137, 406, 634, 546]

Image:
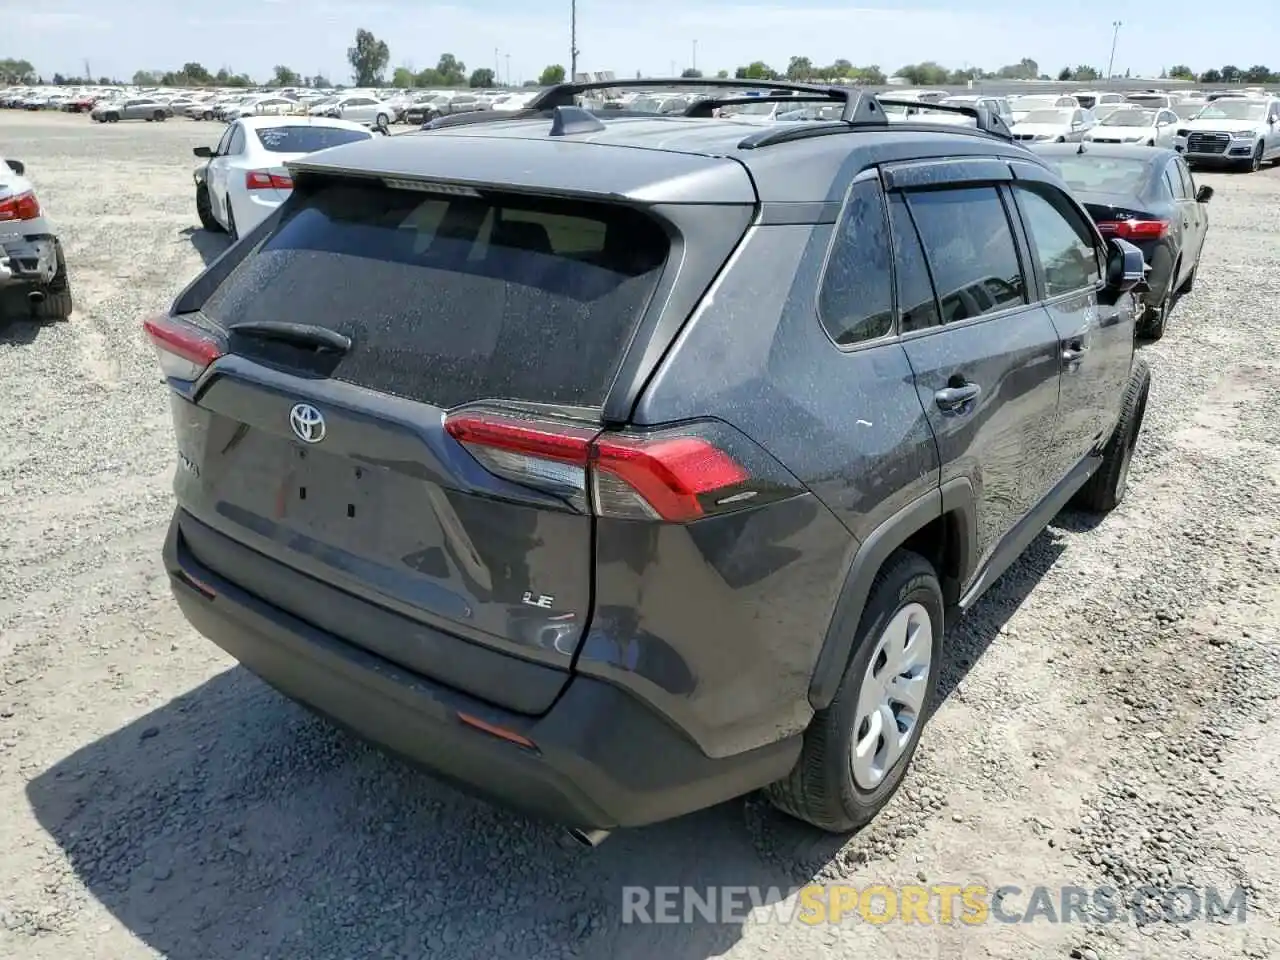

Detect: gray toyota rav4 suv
[148, 79, 1150, 842]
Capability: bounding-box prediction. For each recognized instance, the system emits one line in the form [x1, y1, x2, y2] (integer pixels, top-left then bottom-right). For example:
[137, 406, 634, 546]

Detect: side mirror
[1196, 184, 1214, 203]
[1101, 238, 1146, 302]
[192, 146, 213, 158]
[5, 158, 24, 176]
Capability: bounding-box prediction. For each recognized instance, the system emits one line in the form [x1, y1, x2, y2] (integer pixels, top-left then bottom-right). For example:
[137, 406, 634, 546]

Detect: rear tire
[195, 184, 223, 233]
[765, 551, 944, 833]
[31, 240, 73, 322]
[106, 112, 119, 123]
[154, 110, 166, 122]
[1075, 357, 1150, 513]
[1139, 254, 1177, 341]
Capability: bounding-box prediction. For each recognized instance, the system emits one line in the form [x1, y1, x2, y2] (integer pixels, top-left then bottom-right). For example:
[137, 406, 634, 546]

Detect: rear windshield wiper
[228, 321, 352, 355]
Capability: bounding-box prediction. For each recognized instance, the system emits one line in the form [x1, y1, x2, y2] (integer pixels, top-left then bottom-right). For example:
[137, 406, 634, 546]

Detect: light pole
[570, 0, 579, 81]
[692, 39, 697, 73]
[495, 47, 500, 83]
[1106, 21, 1121, 80]
[505, 54, 511, 87]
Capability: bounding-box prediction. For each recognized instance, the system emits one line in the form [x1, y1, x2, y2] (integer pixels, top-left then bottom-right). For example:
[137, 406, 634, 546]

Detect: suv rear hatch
[151, 148, 755, 715]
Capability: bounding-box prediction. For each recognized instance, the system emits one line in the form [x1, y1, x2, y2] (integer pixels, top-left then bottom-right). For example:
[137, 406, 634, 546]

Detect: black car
[146, 79, 1150, 842]
[1032, 142, 1212, 341]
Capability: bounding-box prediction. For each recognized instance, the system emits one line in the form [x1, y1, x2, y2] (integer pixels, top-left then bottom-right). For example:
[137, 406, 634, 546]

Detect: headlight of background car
[1231, 130, 1257, 139]
[1176, 128, 1190, 137]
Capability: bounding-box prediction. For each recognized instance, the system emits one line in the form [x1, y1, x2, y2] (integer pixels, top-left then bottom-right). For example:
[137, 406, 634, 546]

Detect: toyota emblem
[289, 403, 326, 444]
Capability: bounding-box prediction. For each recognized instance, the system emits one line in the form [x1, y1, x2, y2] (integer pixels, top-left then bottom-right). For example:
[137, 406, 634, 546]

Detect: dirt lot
[1, 110, 1278, 960]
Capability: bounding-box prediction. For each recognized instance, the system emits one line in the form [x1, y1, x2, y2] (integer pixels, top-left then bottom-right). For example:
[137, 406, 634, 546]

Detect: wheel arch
[807, 479, 977, 711]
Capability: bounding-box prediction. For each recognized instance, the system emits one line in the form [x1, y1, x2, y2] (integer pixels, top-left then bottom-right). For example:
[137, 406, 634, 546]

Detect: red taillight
[0, 191, 40, 222]
[443, 411, 752, 523]
[593, 434, 750, 522]
[1096, 218, 1169, 239]
[143, 312, 226, 380]
[245, 170, 293, 190]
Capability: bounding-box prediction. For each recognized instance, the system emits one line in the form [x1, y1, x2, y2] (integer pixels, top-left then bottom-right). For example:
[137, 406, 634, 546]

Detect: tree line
[5, 47, 1280, 90]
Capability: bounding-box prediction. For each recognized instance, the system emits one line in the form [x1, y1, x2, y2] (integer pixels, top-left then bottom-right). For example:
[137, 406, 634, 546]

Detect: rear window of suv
[202, 179, 669, 408]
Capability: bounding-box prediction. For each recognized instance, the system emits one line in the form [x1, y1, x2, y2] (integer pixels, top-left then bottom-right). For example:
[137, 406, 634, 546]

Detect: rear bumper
[163, 511, 798, 829]
[0, 236, 57, 288]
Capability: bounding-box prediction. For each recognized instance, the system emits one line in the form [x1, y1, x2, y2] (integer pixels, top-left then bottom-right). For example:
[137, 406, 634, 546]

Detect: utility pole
[692, 40, 697, 73]
[495, 47, 500, 83]
[1106, 21, 1121, 80]
[570, 0, 579, 81]
[505, 54, 511, 87]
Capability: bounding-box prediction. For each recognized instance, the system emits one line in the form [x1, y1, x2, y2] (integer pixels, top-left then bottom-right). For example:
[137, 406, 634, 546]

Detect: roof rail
[738, 92, 1013, 149]
[528, 76, 847, 111]
[417, 78, 1012, 146]
[684, 94, 838, 118]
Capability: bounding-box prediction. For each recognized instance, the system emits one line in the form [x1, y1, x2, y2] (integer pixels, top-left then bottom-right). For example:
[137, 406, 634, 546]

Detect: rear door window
[904, 187, 1027, 323]
[201, 180, 669, 408]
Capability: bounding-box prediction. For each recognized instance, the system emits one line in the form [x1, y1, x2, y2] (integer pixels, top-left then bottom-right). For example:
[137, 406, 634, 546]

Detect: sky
[8, 0, 1280, 87]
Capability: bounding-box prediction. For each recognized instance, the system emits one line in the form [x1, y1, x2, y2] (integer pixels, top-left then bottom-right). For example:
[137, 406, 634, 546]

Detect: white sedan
[1083, 106, 1181, 148]
[309, 94, 395, 129]
[1009, 107, 1094, 143]
[225, 96, 302, 120]
[192, 116, 373, 240]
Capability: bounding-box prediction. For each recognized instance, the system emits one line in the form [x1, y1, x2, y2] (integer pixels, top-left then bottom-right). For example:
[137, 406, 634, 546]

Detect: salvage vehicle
[1034, 142, 1211, 340]
[148, 78, 1150, 843]
[1173, 96, 1280, 172]
[192, 116, 374, 239]
[0, 156, 73, 320]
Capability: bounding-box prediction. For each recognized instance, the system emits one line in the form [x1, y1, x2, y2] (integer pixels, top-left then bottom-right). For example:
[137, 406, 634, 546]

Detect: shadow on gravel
[0, 290, 48, 343]
[181, 226, 231, 267]
[935, 521, 1071, 702]
[27, 523, 1076, 958]
[28, 668, 819, 959]
[0, 317, 44, 345]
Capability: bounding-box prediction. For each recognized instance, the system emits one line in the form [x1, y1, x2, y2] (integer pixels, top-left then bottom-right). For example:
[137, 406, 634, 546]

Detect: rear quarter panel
[580, 221, 939, 757]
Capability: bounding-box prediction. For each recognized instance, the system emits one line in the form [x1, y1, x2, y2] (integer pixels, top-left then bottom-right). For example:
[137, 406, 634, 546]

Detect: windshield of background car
[1041, 155, 1150, 194]
[1193, 101, 1266, 121]
[1101, 109, 1155, 127]
[1173, 103, 1204, 118]
[254, 126, 373, 152]
[1011, 97, 1058, 111]
[1023, 109, 1072, 124]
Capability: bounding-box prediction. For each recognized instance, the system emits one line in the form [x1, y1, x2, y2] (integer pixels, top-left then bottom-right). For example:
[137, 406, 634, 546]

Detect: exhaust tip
[563, 827, 611, 849]
[28, 290, 45, 305]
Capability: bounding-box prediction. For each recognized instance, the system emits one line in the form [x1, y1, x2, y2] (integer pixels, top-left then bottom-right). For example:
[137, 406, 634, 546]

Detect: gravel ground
[1, 111, 1278, 960]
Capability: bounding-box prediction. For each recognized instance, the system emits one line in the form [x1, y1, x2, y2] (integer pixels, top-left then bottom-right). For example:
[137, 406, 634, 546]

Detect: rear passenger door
[885, 161, 1065, 572]
[1170, 156, 1206, 275]
[1008, 174, 1127, 471]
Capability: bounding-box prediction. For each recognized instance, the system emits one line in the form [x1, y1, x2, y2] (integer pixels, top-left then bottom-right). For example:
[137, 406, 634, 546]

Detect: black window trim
[892, 179, 1038, 339]
[814, 167, 899, 355]
[885, 189, 943, 341]
[1007, 180, 1106, 307]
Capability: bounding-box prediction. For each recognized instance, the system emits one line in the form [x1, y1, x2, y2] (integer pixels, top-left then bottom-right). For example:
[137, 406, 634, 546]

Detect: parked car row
[0, 84, 541, 128]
